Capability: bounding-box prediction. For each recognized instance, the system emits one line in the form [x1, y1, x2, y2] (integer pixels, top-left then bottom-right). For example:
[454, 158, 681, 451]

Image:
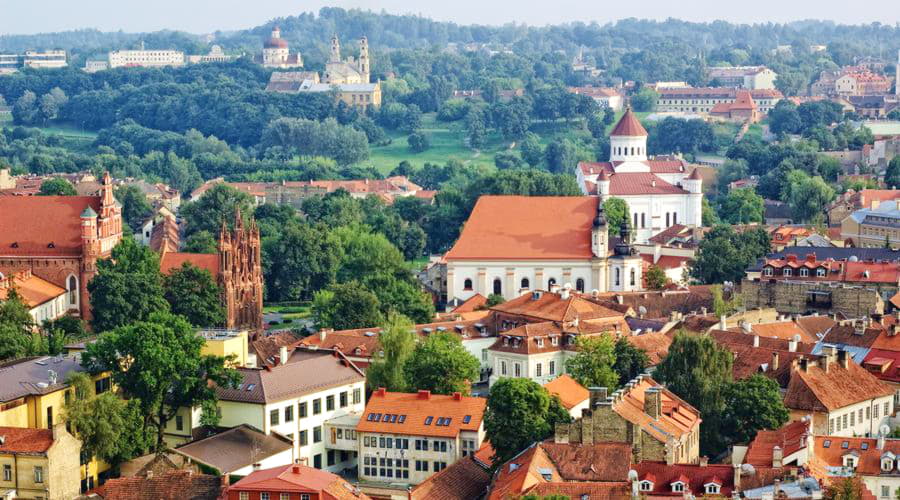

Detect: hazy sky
[2, 0, 899, 35]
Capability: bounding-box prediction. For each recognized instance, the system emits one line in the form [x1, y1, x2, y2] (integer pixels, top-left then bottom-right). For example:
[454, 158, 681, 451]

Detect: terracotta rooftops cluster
[0, 426, 55, 454]
[356, 389, 486, 438]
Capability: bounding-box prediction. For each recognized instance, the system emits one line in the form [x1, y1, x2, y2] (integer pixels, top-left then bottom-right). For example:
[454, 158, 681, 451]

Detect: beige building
[554, 374, 702, 464]
[707, 66, 778, 90]
[108, 46, 185, 69]
[354, 389, 486, 488]
[657, 87, 783, 114]
[0, 425, 82, 500]
[842, 200, 900, 248]
[324, 34, 370, 85]
[22, 51, 67, 69]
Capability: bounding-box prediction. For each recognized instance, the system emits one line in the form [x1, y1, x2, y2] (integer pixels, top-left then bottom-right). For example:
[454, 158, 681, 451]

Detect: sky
[1, 0, 899, 35]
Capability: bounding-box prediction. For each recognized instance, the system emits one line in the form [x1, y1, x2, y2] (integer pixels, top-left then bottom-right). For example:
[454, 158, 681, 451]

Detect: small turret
[596, 169, 611, 198]
[683, 168, 702, 194]
[330, 34, 341, 63]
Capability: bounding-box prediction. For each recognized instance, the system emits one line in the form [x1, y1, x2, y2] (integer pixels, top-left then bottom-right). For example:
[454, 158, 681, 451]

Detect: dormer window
[763, 267, 773, 276]
[783, 268, 792, 276]
[799, 268, 809, 277]
[882, 458, 895, 472]
[639, 481, 653, 492]
[551, 336, 559, 346]
[672, 481, 685, 493]
[817, 267, 827, 277]
[536, 338, 544, 348]
[705, 483, 721, 495]
[843, 455, 858, 469]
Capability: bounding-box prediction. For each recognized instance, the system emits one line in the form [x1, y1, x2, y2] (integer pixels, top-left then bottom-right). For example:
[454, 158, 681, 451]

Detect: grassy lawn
[37, 123, 98, 140]
[263, 304, 312, 330]
[358, 113, 510, 175]
[405, 257, 430, 271]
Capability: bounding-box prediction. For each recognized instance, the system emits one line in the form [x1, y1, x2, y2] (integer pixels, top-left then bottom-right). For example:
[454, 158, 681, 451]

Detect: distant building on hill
[259, 26, 303, 68]
[108, 43, 184, 69]
[707, 66, 778, 90]
[657, 87, 783, 114]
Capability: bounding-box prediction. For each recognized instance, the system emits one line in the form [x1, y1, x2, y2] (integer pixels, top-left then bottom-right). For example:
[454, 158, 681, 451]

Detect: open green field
[37, 123, 98, 140]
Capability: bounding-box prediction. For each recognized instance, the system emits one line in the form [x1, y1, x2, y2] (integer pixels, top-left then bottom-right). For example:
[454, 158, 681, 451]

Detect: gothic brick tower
[219, 209, 263, 334]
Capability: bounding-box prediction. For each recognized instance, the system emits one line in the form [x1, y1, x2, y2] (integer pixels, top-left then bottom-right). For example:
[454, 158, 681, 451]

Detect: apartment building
[657, 87, 783, 114]
[842, 200, 900, 248]
[354, 389, 487, 488]
[0, 51, 67, 72]
[108, 49, 185, 69]
[0, 425, 81, 500]
[707, 66, 778, 90]
[211, 347, 366, 474]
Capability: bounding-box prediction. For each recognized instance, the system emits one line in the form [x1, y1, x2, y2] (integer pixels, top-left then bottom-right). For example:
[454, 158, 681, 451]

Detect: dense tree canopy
[485, 378, 571, 464]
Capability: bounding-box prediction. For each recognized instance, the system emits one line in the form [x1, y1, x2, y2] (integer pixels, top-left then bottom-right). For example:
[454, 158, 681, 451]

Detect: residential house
[810, 435, 900, 499]
[555, 375, 702, 464]
[224, 463, 369, 500]
[209, 348, 365, 473]
[709, 89, 760, 122]
[0, 270, 70, 323]
[657, 88, 783, 114]
[174, 425, 294, 476]
[354, 389, 487, 490]
[543, 374, 590, 418]
[568, 86, 624, 111]
[842, 200, 900, 248]
[836, 72, 892, 97]
[0, 425, 81, 500]
[771, 226, 816, 251]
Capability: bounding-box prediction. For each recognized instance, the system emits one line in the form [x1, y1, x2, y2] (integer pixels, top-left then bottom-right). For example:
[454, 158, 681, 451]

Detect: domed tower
[358, 36, 370, 83]
[591, 203, 609, 258]
[608, 224, 643, 292]
[609, 108, 649, 171]
[263, 26, 289, 66]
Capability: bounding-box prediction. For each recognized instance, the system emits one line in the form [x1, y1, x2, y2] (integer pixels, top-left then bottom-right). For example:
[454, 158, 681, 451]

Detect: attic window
[672, 482, 685, 493]
[823, 440, 831, 448]
[398, 415, 406, 423]
[245, 384, 255, 391]
[10, 242, 17, 248]
[424, 416, 434, 425]
[861, 443, 869, 450]
[463, 415, 471, 424]
[47, 242, 55, 248]
[841, 441, 849, 449]
[706, 483, 720, 494]
[639, 480, 653, 491]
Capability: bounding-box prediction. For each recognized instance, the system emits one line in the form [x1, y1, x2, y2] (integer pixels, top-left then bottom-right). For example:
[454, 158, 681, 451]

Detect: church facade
[323, 34, 370, 84]
[160, 211, 264, 333]
[576, 109, 703, 243]
[0, 172, 122, 322]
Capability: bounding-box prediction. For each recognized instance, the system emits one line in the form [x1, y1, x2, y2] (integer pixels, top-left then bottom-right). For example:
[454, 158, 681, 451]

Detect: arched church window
[521, 278, 530, 289]
[576, 278, 585, 293]
[493, 279, 502, 296]
[633, 213, 638, 228]
[67, 275, 78, 305]
[673, 212, 678, 225]
[641, 213, 646, 228]
[463, 279, 473, 290]
[666, 213, 670, 227]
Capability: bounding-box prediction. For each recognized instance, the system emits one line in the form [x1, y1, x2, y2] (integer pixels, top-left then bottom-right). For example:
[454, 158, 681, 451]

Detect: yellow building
[199, 328, 249, 368]
[0, 355, 112, 491]
[0, 424, 82, 499]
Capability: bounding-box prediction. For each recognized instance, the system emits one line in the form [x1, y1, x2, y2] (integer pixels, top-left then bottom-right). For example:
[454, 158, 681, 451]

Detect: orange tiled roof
[0, 270, 67, 308]
[0, 196, 102, 257]
[784, 356, 893, 412]
[159, 252, 220, 277]
[491, 290, 624, 323]
[543, 374, 589, 410]
[229, 464, 369, 499]
[93, 470, 223, 500]
[410, 456, 490, 500]
[610, 108, 648, 136]
[608, 172, 689, 196]
[0, 426, 54, 453]
[356, 389, 486, 438]
[812, 435, 900, 477]
[445, 196, 597, 260]
[625, 331, 673, 365]
[451, 293, 487, 313]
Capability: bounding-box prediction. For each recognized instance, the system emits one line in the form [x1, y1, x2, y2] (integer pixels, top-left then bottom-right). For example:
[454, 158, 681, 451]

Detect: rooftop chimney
[771, 352, 780, 371]
[772, 446, 783, 468]
[279, 346, 288, 365]
[375, 387, 386, 397]
[589, 387, 608, 408]
[292, 465, 301, 474]
[799, 357, 809, 372]
[838, 349, 850, 369]
[719, 314, 727, 330]
[788, 338, 798, 353]
[644, 387, 662, 420]
[699, 456, 708, 467]
[253, 463, 261, 471]
[753, 335, 759, 348]
[452, 392, 462, 401]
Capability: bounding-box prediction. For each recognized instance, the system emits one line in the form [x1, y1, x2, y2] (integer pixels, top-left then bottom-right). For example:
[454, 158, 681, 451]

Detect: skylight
[823, 440, 831, 448]
[463, 415, 471, 424]
[424, 416, 434, 425]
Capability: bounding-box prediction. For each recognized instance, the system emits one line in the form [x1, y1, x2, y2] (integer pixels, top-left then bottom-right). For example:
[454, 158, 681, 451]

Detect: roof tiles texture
[175, 425, 292, 473]
[410, 456, 491, 500]
[745, 420, 811, 467]
[0, 196, 102, 256]
[783, 357, 893, 412]
[543, 374, 589, 410]
[230, 464, 370, 499]
[94, 470, 222, 500]
[160, 252, 220, 277]
[610, 109, 648, 136]
[0, 426, 54, 453]
[356, 390, 486, 438]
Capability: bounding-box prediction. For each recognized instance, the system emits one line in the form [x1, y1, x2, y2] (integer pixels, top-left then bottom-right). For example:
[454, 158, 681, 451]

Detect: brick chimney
[733, 464, 741, 492]
[375, 387, 386, 397]
[644, 387, 662, 420]
[699, 456, 708, 467]
[452, 392, 462, 401]
[838, 349, 850, 369]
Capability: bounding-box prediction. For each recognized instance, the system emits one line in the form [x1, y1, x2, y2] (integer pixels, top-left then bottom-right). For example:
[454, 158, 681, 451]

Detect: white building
[108, 46, 185, 69]
[261, 26, 303, 68]
[708, 66, 778, 90]
[0, 269, 71, 323]
[211, 347, 366, 473]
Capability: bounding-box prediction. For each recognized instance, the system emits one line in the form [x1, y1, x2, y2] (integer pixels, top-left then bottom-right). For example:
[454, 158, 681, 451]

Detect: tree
[0, 288, 40, 361]
[886, 156, 900, 189]
[115, 185, 153, 231]
[782, 170, 834, 223]
[407, 131, 431, 153]
[485, 378, 571, 464]
[612, 338, 650, 386]
[520, 132, 544, 167]
[565, 335, 619, 390]
[38, 178, 77, 196]
[87, 238, 169, 332]
[404, 332, 480, 395]
[62, 372, 151, 466]
[768, 100, 803, 136]
[179, 184, 253, 238]
[690, 225, 769, 285]
[366, 312, 416, 392]
[183, 231, 218, 254]
[311, 282, 382, 330]
[81, 311, 239, 450]
[723, 374, 790, 445]
[823, 476, 866, 500]
[466, 109, 487, 149]
[39, 87, 68, 123]
[486, 294, 505, 307]
[645, 264, 667, 290]
[263, 222, 340, 302]
[717, 188, 764, 224]
[654, 331, 733, 455]
[544, 138, 578, 174]
[602, 197, 630, 237]
[162, 263, 225, 327]
[630, 88, 658, 112]
[13, 90, 39, 125]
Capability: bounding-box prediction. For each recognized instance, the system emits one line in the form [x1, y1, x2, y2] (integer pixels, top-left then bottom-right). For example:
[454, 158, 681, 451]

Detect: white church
[444, 109, 703, 303]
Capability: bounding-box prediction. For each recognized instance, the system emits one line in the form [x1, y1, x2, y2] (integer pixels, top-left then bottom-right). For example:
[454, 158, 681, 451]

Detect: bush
[407, 131, 431, 153]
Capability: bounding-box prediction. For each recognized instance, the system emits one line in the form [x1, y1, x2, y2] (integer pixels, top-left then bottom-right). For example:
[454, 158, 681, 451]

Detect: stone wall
[741, 279, 885, 317]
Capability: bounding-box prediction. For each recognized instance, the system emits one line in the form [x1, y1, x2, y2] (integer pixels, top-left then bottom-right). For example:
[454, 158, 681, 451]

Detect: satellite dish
[881, 424, 891, 437]
[849, 256, 859, 262]
[638, 305, 648, 316]
[792, 334, 801, 342]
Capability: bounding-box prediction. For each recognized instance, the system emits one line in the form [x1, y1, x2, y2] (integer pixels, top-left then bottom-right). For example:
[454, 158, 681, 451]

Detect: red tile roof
[0, 426, 54, 453]
[612, 376, 701, 442]
[491, 290, 624, 323]
[356, 389, 486, 438]
[610, 108, 648, 136]
[745, 420, 811, 467]
[0, 196, 102, 256]
[579, 160, 688, 176]
[634, 461, 736, 497]
[445, 196, 597, 260]
[608, 172, 688, 196]
[451, 293, 487, 313]
[159, 252, 220, 277]
[543, 374, 589, 410]
[811, 435, 900, 477]
[229, 464, 369, 499]
[862, 348, 900, 383]
[94, 470, 223, 500]
[783, 355, 893, 412]
[625, 331, 673, 365]
[410, 456, 491, 500]
[0, 270, 67, 308]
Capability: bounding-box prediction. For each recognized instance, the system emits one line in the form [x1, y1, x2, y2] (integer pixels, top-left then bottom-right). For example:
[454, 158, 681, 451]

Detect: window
[270, 409, 279, 426]
[875, 404, 880, 419]
[34, 466, 43, 483]
[493, 278, 502, 295]
[340, 391, 348, 408]
[783, 268, 792, 276]
[641, 213, 646, 228]
[614, 267, 621, 286]
[285, 405, 294, 422]
[575, 278, 585, 293]
[548, 278, 556, 288]
[514, 363, 521, 377]
[800, 268, 809, 277]
[536, 363, 542, 377]
[46, 406, 53, 428]
[817, 268, 827, 277]
[239, 493, 249, 500]
[672, 482, 684, 493]
[328, 449, 336, 466]
[175, 415, 184, 431]
[501, 361, 507, 376]
[521, 277, 530, 289]
[630, 269, 636, 287]
[666, 213, 670, 227]
[2, 464, 10, 481]
[313, 454, 322, 469]
[764, 267, 773, 276]
[640, 481, 653, 492]
[299, 401, 307, 418]
[299, 430, 308, 446]
[313, 426, 322, 443]
[549, 361, 555, 375]
[95, 377, 111, 394]
[326, 395, 335, 411]
[313, 398, 321, 415]
[68, 275, 78, 305]
[633, 213, 638, 228]
[353, 388, 362, 405]
[463, 279, 473, 290]
[706, 484, 720, 495]
[883, 485, 890, 498]
[886, 402, 891, 416]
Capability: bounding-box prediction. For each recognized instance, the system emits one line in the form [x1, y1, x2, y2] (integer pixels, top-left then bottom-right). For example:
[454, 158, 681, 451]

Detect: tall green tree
[311, 282, 383, 331]
[38, 178, 77, 196]
[612, 337, 650, 385]
[565, 335, 619, 390]
[690, 225, 769, 285]
[723, 374, 790, 445]
[485, 378, 571, 463]
[404, 332, 480, 395]
[366, 312, 417, 392]
[885, 156, 900, 189]
[653, 331, 733, 455]
[82, 311, 239, 450]
[162, 262, 225, 328]
[602, 197, 630, 237]
[62, 372, 151, 467]
[179, 184, 253, 238]
[87, 238, 169, 332]
[717, 187, 764, 224]
[115, 185, 153, 231]
[263, 222, 340, 302]
[0, 288, 40, 360]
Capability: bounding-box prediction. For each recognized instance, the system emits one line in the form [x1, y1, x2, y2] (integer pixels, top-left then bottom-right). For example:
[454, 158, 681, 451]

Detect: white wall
[826, 395, 894, 437]
[229, 448, 295, 476]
